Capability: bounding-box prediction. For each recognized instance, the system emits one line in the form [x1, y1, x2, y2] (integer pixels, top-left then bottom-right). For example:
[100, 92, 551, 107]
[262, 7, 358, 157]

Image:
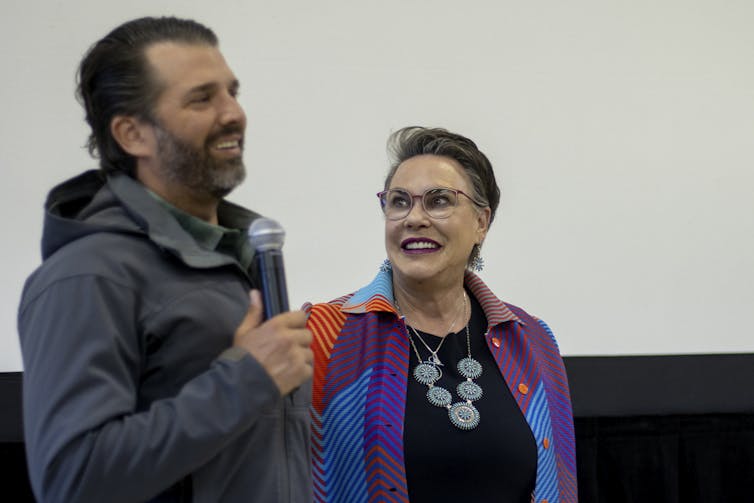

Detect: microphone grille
[248, 217, 285, 251]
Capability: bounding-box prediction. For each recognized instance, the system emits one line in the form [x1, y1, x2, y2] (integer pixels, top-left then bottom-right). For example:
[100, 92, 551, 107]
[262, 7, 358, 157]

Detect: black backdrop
[3, 353, 754, 502]
[566, 354, 754, 502]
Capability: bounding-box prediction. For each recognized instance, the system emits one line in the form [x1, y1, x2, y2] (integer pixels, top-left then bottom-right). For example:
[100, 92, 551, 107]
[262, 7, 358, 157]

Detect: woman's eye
[427, 191, 453, 208]
[390, 195, 410, 208]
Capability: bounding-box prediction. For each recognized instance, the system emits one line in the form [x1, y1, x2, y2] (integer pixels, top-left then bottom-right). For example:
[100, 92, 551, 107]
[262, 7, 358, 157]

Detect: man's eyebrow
[186, 82, 218, 95]
[186, 79, 240, 95]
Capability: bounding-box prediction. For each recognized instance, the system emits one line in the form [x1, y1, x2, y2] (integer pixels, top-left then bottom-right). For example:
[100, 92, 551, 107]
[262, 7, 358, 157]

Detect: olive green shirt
[149, 191, 254, 270]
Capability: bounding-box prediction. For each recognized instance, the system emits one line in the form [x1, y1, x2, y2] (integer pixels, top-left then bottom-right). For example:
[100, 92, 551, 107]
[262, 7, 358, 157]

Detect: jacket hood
[41, 170, 141, 259]
[40, 169, 261, 270]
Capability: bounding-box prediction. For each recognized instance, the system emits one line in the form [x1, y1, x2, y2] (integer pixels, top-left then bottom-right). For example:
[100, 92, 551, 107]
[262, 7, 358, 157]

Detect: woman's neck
[393, 278, 468, 337]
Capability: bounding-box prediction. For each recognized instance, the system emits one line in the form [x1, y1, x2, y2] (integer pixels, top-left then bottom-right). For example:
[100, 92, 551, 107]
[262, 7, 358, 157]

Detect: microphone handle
[255, 249, 289, 319]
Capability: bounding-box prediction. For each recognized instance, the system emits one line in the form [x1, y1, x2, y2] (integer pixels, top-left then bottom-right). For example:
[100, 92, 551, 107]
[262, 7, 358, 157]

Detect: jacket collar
[341, 267, 523, 329]
[108, 172, 260, 270]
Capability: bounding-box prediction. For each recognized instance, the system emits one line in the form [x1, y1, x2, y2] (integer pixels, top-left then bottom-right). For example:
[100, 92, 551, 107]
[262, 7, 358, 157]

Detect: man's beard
[154, 123, 246, 199]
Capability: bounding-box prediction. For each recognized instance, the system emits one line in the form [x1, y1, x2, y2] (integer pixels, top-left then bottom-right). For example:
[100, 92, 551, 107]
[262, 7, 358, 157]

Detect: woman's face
[385, 154, 490, 290]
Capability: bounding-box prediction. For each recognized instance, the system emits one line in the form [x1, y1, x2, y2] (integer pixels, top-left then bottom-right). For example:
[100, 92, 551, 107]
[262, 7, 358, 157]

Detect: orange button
[543, 437, 550, 449]
[492, 337, 501, 348]
[518, 383, 529, 395]
[542, 500, 548, 503]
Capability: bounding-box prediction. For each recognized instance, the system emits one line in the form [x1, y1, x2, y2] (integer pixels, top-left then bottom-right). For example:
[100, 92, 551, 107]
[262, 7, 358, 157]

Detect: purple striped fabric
[309, 269, 577, 503]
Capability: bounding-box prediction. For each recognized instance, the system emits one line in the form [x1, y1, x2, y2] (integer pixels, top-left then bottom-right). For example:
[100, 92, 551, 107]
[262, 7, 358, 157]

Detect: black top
[403, 291, 537, 502]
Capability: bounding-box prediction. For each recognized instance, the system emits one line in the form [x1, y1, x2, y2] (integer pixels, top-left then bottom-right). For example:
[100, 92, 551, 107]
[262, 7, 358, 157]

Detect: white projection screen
[2, 0, 753, 371]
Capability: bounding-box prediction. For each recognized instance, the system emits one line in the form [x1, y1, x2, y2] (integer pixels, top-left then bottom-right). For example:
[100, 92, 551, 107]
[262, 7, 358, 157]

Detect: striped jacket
[307, 269, 577, 503]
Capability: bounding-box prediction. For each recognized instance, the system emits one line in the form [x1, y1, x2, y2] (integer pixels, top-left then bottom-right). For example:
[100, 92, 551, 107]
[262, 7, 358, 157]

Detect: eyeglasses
[377, 187, 483, 220]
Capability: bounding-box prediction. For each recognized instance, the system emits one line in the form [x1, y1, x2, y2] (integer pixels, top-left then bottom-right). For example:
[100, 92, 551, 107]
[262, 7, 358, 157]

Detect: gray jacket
[18, 171, 312, 502]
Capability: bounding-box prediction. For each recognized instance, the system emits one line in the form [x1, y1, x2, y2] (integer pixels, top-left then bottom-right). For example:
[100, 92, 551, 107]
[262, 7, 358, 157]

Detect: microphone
[248, 218, 290, 320]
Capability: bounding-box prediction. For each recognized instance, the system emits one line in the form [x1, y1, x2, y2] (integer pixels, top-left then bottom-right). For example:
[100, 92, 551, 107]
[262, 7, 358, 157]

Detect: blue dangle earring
[470, 245, 484, 272]
[380, 259, 393, 273]
[471, 254, 484, 272]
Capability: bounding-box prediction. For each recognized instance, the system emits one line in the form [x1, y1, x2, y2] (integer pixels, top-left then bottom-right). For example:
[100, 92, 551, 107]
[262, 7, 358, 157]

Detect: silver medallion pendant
[448, 402, 480, 430]
[414, 362, 441, 385]
[457, 380, 483, 401]
[457, 357, 482, 379]
[427, 386, 452, 407]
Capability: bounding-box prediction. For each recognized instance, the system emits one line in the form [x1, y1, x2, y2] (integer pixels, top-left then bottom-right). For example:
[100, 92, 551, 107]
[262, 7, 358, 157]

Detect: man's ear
[110, 115, 153, 157]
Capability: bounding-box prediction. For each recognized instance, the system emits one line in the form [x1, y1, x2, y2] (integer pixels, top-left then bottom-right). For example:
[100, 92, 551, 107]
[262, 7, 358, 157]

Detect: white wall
[2, 0, 753, 371]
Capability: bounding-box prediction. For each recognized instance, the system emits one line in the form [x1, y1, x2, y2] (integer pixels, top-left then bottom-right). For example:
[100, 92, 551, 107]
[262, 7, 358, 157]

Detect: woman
[307, 127, 577, 503]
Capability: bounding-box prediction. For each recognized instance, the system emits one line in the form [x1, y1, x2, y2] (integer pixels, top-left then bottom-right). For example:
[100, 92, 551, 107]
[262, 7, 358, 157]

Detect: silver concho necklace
[403, 292, 483, 430]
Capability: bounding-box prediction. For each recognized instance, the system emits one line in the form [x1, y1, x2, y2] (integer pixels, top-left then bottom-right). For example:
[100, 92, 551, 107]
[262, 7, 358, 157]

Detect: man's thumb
[249, 289, 265, 317]
[238, 290, 264, 333]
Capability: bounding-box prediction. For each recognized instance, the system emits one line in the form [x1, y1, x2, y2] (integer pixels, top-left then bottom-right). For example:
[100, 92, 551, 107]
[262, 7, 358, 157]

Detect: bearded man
[18, 16, 312, 503]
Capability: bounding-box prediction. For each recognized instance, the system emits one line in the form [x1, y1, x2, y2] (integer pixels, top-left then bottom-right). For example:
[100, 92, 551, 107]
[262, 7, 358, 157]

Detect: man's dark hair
[76, 16, 218, 175]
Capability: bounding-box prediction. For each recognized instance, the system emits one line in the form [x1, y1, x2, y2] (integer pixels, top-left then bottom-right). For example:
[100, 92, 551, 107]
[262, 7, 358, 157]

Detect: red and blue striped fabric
[308, 270, 577, 503]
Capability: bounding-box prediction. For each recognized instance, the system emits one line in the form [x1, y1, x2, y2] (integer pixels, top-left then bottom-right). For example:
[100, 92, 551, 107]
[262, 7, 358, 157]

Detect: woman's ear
[110, 115, 153, 158]
[476, 207, 492, 244]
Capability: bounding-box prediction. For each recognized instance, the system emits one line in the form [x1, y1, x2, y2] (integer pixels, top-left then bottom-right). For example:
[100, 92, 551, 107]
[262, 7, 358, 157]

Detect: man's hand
[233, 290, 313, 396]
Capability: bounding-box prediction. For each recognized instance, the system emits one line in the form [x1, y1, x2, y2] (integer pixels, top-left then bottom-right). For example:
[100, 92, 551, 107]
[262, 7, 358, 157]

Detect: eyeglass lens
[381, 188, 459, 219]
